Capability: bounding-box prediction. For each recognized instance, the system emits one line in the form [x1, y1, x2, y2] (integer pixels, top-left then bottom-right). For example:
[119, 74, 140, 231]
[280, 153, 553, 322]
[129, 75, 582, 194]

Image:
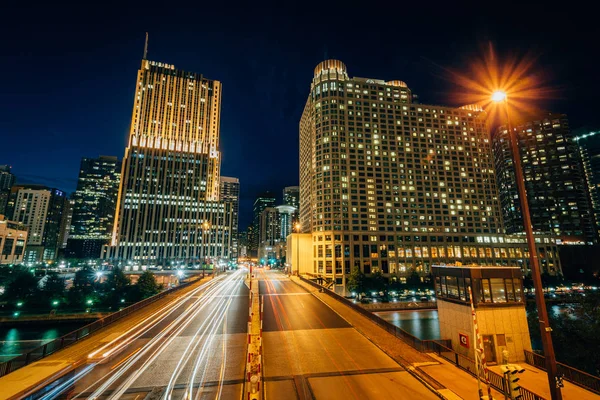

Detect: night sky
[2, 4, 599, 230]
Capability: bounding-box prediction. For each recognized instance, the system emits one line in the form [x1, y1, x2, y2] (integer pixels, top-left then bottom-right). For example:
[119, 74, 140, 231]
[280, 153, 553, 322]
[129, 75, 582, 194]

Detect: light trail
[86, 269, 245, 400]
[55, 269, 247, 400]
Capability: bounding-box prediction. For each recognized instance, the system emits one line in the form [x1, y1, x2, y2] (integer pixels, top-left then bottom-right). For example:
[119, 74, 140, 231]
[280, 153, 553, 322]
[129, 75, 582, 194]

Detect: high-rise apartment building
[0, 165, 15, 216]
[59, 198, 74, 250]
[258, 206, 285, 262]
[67, 156, 121, 258]
[220, 176, 240, 261]
[10, 185, 67, 263]
[297, 60, 561, 288]
[493, 114, 596, 244]
[250, 192, 276, 257]
[574, 129, 600, 238]
[105, 56, 233, 265]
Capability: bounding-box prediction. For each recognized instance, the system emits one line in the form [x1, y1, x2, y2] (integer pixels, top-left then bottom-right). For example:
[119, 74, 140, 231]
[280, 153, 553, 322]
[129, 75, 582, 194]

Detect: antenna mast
[143, 32, 149, 60]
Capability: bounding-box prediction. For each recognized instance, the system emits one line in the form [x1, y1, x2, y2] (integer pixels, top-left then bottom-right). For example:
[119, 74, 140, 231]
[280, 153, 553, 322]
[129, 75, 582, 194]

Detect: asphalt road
[258, 269, 439, 400]
[44, 270, 249, 400]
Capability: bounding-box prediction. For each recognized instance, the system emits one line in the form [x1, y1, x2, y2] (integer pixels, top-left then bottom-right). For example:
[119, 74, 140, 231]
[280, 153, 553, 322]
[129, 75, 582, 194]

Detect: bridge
[0, 269, 597, 400]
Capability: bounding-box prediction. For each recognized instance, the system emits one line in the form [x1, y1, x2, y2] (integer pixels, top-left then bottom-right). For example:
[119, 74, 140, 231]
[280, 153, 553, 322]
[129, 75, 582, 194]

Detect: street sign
[459, 332, 469, 348]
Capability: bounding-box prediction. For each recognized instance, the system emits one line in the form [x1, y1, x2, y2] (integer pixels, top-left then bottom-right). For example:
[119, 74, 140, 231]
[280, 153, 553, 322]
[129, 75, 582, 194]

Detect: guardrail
[428, 342, 546, 400]
[299, 276, 546, 400]
[524, 349, 600, 394]
[0, 278, 199, 377]
[298, 276, 450, 352]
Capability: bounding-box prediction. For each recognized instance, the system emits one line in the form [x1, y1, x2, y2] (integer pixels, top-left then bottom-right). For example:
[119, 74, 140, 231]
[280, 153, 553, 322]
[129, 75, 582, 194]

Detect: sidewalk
[0, 277, 211, 400]
[488, 364, 599, 400]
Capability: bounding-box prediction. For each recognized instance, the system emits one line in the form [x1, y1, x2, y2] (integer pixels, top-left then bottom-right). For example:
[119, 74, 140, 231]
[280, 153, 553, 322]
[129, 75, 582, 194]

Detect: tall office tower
[298, 60, 562, 287]
[220, 177, 240, 261]
[11, 185, 66, 263]
[106, 56, 233, 265]
[67, 156, 121, 258]
[258, 206, 282, 261]
[493, 114, 597, 244]
[574, 129, 600, 238]
[0, 165, 15, 215]
[283, 185, 300, 225]
[276, 205, 296, 240]
[238, 229, 248, 258]
[250, 192, 276, 256]
[59, 198, 74, 249]
[0, 215, 28, 265]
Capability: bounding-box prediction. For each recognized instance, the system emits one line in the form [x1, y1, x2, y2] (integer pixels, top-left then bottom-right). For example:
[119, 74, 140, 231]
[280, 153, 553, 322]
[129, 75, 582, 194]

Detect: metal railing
[0, 279, 197, 377]
[428, 342, 546, 400]
[300, 276, 545, 400]
[524, 349, 600, 394]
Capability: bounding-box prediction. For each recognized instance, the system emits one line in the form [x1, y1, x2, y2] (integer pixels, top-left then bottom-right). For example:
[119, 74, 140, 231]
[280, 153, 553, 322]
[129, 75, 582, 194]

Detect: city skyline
[2, 5, 600, 230]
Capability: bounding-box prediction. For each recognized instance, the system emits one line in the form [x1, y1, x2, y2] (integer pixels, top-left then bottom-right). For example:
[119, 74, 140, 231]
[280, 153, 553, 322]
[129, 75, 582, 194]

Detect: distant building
[493, 114, 597, 244]
[258, 206, 282, 263]
[283, 186, 299, 225]
[66, 156, 121, 259]
[251, 192, 276, 257]
[238, 229, 248, 258]
[59, 197, 74, 250]
[0, 165, 15, 216]
[10, 185, 67, 263]
[574, 129, 600, 239]
[0, 214, 27, 265]
[220, 177, 240, 261]
[276, 205, 296, 240]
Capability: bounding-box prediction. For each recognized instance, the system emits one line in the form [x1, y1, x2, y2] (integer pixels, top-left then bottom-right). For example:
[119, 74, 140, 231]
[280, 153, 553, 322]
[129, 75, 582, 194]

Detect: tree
[103, 267, 131, 307]
[371, 270, 387, 292]
[3, 271, 39, 305]
[134, 271, 162, 300]
[406, 268, 421, 290]
[68, 267, 96, 308]
[43, 272, 66, 300]
[346, 266, 366, 296]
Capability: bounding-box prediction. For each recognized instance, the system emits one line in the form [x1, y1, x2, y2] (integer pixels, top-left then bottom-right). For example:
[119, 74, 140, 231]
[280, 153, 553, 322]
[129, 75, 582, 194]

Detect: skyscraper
[0, 165, 15, 216]
[297, 60, 561, 288]
[250, 192, 276, 257]
[493, 114, 596, 244]
[574, 129, 600, 239]
[67, 156, 121, 258]
[220, 176, 240, 261]
[10, 185, 67, 263]
[283, 185, 299, 225]
[106, 55, 233, 265]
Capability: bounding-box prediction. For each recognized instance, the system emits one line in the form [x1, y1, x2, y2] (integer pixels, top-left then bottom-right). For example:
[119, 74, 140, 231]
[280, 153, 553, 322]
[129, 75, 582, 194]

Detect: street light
[492, 91, 562, 400]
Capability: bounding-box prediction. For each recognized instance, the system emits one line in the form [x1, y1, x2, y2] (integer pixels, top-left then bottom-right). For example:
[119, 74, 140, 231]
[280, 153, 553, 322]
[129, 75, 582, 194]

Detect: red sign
[459, 333, 469, 348]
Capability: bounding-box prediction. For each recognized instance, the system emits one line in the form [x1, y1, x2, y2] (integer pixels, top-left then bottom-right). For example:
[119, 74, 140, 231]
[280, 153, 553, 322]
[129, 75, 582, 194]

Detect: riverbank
[0, 312, 107, 326]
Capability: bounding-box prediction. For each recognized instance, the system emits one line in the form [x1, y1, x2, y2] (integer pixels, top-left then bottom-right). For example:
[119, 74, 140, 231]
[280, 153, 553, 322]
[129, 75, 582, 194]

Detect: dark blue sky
[1, 4, 599, 229]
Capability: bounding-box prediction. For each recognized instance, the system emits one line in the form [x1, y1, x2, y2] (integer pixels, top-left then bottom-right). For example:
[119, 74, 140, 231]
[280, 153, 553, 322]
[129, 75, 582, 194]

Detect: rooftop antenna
[143, 32, 149, 60]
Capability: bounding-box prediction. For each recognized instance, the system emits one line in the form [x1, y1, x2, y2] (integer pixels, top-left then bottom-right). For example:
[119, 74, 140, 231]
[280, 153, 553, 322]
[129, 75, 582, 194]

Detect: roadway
[258, 269, 439, 400]
[24, 269, 249, 400]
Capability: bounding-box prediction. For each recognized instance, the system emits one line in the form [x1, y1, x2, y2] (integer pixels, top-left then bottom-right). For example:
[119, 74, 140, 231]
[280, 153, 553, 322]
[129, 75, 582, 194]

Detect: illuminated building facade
[67, 156, 121, 258]
[493, 114, 597, 244]
[10, 185, 66, 262]
[574, 129, 600, 239]
[250, 192, 275, 257]
[0, 214, 27, 265]
[220, 176, 240, 260]
[297, 60, 561, 289]
[105, 57, 233, 265]
[0, 165, 15, 216]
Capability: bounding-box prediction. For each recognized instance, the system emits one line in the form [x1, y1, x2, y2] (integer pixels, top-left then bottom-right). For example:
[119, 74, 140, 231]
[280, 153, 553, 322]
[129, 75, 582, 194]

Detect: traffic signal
[501, 364, 524, 400]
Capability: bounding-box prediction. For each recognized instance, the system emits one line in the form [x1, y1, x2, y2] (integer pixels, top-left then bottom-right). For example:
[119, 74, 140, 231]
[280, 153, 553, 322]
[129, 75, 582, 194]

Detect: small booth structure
[432, 265, 532, 364]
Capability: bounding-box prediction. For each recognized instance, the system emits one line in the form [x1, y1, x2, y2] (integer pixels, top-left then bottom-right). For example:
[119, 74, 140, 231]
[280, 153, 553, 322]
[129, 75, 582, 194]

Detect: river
[0, 323, 85, 362]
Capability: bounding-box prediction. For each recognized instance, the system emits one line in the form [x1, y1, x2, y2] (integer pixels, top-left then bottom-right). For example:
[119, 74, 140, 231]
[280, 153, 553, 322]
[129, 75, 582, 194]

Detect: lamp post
[202, 221, 210, 278]
[294, 223, 301, 276]
[492, 91, 562, 400]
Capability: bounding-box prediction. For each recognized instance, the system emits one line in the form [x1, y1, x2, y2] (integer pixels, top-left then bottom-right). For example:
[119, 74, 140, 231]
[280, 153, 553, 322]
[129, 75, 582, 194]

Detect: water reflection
[0, 324, 83, 362]
[375, 310, 441, 340]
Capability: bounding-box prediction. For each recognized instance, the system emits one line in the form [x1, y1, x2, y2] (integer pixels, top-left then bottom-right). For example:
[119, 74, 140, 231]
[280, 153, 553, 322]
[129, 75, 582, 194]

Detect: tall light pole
[294, 223, 301, 276]
[202, 221, 210, 278]
[492, 90, 562, 400]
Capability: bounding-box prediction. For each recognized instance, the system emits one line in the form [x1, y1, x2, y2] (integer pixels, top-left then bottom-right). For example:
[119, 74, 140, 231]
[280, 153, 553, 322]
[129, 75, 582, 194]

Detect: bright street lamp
[492, 91, 562, 400]
[294, 223, 301, 276]
[491, 90, 507, 103]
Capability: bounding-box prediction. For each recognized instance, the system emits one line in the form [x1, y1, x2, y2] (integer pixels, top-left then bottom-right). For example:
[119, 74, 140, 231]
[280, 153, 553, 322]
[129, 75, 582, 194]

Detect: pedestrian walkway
[487, 364, 599, 400]
[0, 277, 211, 400]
